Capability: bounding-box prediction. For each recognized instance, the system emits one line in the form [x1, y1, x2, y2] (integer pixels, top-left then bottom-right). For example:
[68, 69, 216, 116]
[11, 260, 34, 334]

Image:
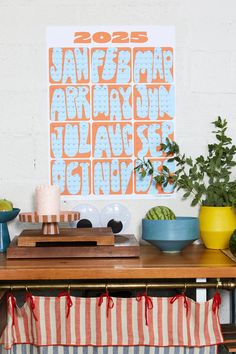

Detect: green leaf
[141, 169, 146, 178]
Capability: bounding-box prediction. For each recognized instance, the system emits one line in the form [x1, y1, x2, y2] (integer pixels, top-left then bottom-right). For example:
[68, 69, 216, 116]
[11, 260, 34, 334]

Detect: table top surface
[0, 243, 235, 281]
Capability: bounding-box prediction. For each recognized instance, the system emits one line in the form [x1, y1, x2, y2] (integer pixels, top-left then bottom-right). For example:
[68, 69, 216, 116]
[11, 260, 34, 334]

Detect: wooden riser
[7, 234, 140, 259]
[17, 227, 114, 247]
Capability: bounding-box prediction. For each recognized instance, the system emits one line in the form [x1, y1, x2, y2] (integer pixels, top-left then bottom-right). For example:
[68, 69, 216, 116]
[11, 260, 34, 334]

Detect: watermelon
[145, 206, 176, 220]
[229, 229, 236, 256]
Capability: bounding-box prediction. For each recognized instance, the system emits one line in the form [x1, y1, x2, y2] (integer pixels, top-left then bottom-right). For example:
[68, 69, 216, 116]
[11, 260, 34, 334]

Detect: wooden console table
[0, 243, 235, 281]
[1, 243, 236, 351]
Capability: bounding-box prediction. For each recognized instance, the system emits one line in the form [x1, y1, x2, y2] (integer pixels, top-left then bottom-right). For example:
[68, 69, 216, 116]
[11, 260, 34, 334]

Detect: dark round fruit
[107, 219, 123, 234]
[77, 219, 92, 228]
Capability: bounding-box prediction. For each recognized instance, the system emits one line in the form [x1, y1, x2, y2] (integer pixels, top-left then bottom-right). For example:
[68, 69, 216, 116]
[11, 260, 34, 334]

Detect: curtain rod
[0, 280, 235, 290]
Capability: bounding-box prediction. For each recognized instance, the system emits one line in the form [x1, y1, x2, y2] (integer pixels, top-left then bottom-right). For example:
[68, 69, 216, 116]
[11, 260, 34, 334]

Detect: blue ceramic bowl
[0, 208, 20, 223]
[142, 217, 199, 253]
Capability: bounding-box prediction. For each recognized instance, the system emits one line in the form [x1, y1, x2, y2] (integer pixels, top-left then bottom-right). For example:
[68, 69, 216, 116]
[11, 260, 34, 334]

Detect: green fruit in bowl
[0, 199, 13, 211]
[145, 206, 176, 220]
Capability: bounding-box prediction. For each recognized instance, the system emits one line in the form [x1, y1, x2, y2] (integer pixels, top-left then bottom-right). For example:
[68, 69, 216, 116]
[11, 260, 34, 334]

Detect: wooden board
[17, 227, 114, 247]
[7, 234, 140, 259]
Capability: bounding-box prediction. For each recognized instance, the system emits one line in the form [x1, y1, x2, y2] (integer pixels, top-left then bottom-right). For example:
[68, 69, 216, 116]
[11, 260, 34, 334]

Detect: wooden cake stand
[19, 211, 80, 235]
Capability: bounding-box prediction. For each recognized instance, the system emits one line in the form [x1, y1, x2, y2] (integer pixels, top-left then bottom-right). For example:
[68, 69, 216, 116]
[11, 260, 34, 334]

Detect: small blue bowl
[142, 217, 199, 253]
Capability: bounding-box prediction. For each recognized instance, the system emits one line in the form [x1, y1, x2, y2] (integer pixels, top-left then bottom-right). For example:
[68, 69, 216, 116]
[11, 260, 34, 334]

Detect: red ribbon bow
[7, 292, 17, 326]
[58, 291, 73, 318]
[98, 291, 114, 318]
[170, 292, 189, 314]
[136, 292, 153, 326]
[25, 291, 38, 321]
[212, 290, 221, 313]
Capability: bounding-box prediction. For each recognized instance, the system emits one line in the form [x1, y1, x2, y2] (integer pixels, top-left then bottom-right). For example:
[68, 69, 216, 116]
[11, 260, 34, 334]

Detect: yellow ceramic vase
[199, 206, 236, 249]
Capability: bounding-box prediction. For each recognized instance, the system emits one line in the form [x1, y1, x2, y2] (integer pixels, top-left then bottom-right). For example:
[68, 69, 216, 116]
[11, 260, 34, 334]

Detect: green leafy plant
[135, 117, 236, 207]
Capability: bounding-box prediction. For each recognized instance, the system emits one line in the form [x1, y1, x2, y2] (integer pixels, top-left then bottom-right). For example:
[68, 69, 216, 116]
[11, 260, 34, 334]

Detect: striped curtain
[0, 293, 223, 354]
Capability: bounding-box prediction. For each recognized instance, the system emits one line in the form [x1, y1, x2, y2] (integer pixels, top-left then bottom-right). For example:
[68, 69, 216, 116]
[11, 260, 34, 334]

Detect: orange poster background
[92, 122, 133, 158]
[92, 159, 133, 195]
[134, 158, 173, 195]
[133, 84, 174, 121]
[92, 85, 132, 121]
[50, 122, 91, 159]
[91, 47, 131, 83]
[133, 47, 174, 83]
[134, 122, 174, 158]
[50, 159, 91, 195]
[48, 47, 90, 84]
[49, 85, 90, 121]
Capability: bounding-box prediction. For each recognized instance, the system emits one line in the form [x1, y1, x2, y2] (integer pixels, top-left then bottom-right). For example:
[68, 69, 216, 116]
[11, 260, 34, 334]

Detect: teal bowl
[142, 217, 199, 253]
[0, 208, 20, 223]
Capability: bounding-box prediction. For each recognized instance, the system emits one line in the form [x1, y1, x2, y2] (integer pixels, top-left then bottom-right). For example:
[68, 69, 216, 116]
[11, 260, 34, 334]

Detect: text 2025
[74, 31, 148, 44]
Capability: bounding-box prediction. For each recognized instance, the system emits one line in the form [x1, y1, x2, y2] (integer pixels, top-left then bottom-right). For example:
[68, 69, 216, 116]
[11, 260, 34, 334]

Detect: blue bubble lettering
[74, 48, 89, 81]
[122, 124, 133, 156]
[136, 124, 149, 158]
[108, 124, 123, 156]
[78, 122, 90, 154]
[163, 49, 173, 83]
[64, 124, 78, 157]
[51, 127, 63, 158]
[80, 162, 90, 195]
[135, 85, 148, 118]
[91, 49, 105, 83]
[93, 85, 108, 118]
[148, 124, 161, 157]
[134, 50, 153, 83]
[162, 121, 174, 144]
[159, 86, 175, 118]
[51, 159, 66, 193]
[119, 87, 132, 119]
[121, 161, 133, 194]
[94, 126, 111, 158]
[117, 50, 131, 83]
[67, 162, 80, 194]
[62, 50, 76, 84]
[102, 48, 117, 81]
[111, 159, 120, 192]
[148, 87, 159, 120]
[65, 86, 90, 120]
[50, 48, 62, 83]
[94, 161, 110, 195]
[110, 89, 122, 121]
[51, 88, 66, 121]
[153, 47, 164, 82]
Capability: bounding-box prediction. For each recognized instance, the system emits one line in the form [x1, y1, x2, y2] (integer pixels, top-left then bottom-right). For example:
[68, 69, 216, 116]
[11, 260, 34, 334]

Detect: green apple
[0, 199, 13, 211]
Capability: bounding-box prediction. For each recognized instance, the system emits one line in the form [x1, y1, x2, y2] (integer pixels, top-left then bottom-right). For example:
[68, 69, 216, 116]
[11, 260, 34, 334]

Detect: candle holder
[0, 208, 20, 252]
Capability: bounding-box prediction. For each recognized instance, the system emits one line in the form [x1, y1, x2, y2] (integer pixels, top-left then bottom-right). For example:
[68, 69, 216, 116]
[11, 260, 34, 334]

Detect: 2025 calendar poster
[47, 26, 175, 198]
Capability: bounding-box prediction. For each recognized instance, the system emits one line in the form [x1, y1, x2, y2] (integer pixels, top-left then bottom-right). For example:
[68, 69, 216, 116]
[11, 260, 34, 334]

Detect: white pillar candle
[35, 185, 60, 216]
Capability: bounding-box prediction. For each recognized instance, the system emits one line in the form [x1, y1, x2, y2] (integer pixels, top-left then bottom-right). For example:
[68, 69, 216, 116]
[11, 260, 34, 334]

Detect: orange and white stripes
[0, 295, 223, 350]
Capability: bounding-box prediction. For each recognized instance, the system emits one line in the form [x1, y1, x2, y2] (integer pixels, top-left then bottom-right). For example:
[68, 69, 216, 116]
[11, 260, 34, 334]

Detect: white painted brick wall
[0, 0, 235, 236]
[0, 0, 235, 324]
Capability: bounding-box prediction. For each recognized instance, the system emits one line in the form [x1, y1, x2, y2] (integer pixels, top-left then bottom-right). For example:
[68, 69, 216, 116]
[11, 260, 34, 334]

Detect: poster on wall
[47, 26, 175, 198]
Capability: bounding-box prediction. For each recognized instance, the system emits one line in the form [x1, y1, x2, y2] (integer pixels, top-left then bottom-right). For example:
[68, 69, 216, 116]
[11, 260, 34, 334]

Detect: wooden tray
[17, 227, 114, 247]
[7, 234, 140, 259]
